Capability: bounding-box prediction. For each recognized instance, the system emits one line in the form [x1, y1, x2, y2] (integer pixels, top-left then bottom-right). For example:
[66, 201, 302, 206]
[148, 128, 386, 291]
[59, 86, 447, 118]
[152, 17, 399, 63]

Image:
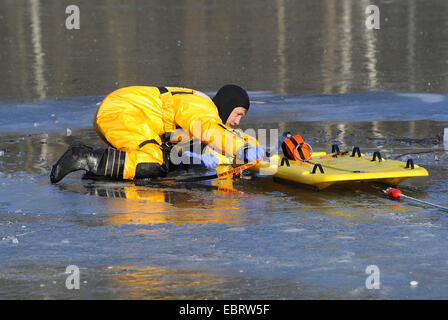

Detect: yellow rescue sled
[250, 146, 429, 190]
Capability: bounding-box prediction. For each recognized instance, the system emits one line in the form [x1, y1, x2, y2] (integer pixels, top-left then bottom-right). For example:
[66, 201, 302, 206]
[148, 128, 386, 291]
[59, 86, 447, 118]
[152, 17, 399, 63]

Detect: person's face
[225, 107, 247, 127]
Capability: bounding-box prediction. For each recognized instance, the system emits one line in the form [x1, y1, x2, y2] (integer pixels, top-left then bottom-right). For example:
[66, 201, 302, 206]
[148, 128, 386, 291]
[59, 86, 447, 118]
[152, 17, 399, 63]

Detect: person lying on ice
[50, 84, 265, 183]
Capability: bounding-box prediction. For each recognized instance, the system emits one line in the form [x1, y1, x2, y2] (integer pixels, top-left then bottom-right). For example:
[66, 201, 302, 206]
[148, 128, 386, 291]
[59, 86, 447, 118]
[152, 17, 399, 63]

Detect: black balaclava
[212, 84, 250, 124]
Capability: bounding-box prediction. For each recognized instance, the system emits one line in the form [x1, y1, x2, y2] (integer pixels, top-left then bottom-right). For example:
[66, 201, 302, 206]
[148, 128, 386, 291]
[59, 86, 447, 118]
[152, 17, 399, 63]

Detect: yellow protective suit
[94, 86, 258, 180]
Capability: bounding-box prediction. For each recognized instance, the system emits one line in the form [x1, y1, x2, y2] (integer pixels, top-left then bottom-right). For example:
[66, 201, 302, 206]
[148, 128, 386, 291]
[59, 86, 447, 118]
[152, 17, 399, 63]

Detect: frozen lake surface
[0, 91, 447, 299]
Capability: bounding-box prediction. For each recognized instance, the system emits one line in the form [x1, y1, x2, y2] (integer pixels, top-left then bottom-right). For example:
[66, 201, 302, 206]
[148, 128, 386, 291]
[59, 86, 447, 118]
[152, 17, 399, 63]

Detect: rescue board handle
[371, 151, 382, 162]
[311, 164, 324, 174]
[331, 144, 340, 155]
[405, 159, 415, 169]
[280, 158, 290, 167]
[351, 147, 361, 158]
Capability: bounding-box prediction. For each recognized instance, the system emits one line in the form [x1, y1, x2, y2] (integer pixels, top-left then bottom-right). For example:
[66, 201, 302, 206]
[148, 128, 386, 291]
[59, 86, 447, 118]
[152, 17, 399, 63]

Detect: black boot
[50, 141, 125, 184]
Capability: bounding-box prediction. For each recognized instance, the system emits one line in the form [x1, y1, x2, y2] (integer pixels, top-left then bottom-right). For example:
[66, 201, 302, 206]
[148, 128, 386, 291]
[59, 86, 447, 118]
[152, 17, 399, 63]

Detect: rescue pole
[384, 187, 448, 212]
[157, 157, 264, 183]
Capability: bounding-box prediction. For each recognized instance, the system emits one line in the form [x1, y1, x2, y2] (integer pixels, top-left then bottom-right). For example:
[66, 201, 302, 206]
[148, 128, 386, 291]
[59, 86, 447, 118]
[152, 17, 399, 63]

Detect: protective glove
[183, 151, 219, 169]
[236, 146, 266, 162]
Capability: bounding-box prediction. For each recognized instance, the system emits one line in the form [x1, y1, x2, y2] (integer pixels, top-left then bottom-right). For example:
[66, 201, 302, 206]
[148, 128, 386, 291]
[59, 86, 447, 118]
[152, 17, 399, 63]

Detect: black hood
[212, 85, 250, 124]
